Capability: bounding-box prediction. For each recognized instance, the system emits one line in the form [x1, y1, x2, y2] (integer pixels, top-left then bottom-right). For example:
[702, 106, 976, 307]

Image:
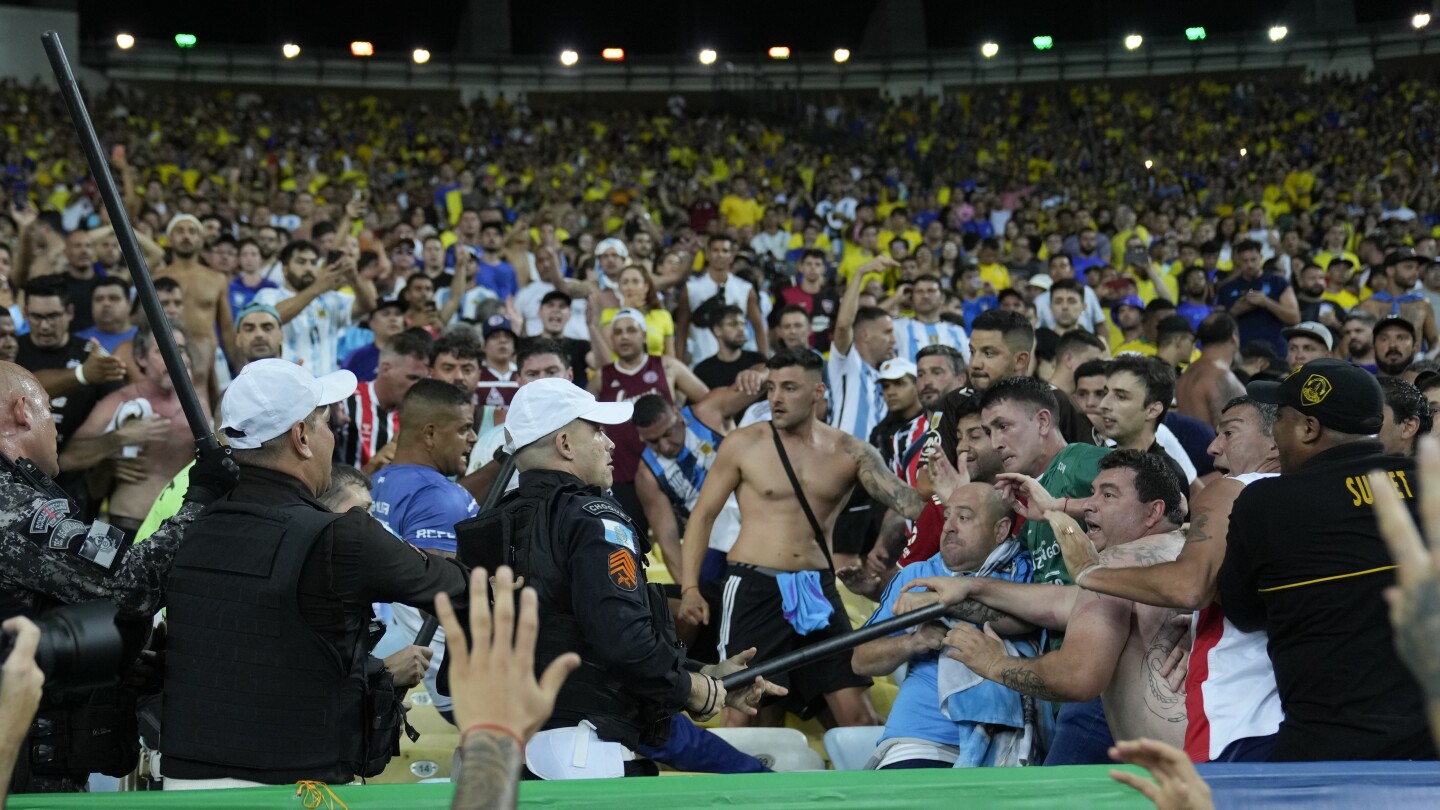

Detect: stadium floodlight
[412, 48, 431, 64]
[174, 33, 197, 49]
[1144, 159, 1154, 170]
[1240, 147, 1248, 157]
[1186, 27, 1207, 41]
[560, 49, 579, 66]
[1414, 13, 1432, 30]
[833, 48, 851, 63]
[282, 43, 301, 59]
[1268, 25, 1288, 42]
[115, 33, 135, 50]
[1124, 34, 1143, 50]
[981, 42, 999, 58]
[350, 41, 374, 57]
[699, 48, 717, 65]
[602, 48, 625, 61]
[1032, 35, 1054, 50]
[769, 46, 791, 59]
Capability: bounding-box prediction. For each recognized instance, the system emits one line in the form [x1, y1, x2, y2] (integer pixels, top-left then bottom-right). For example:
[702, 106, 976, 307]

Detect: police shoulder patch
[608, 548, 638, 591]
[601, 519, 637, 553]
[583, 499, 626, 518]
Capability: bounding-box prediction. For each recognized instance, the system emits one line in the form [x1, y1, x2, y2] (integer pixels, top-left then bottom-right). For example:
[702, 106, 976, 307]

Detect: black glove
[184, 442, 240, 505]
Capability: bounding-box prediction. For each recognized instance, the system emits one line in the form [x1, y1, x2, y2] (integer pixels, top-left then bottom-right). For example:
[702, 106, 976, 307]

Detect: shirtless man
[61, 318, 208, 537]
[678, 348, 941, 728]
[154, 215, 236, 394]
[898, 450, 1190, 755]
[1357, 248, 1437, 355]
[1177, 313, 1245, 426]
[1050, 396, 1284, 762]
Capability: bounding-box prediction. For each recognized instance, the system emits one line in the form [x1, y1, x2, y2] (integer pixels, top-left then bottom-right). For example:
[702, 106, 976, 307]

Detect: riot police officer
[0, 360, 239, 792]
[456, 378, 780, 779]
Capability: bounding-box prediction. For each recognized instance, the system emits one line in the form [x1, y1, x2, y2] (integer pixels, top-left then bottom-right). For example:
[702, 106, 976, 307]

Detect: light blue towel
[777, 570, 833, 635]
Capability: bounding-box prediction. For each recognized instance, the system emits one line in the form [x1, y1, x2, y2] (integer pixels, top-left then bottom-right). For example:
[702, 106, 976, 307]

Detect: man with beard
[969, 309, 1095, 444]
[155, 215, 237, 381]
[1293, 263, 1345, 329]
[1051, 396, 1283, 762]
[1343, 310, 1379, 372]
[893, 275, 970, 364]
[1215, 239, 1301, 355]
[1375, 315, 1418, 378]
[232, 303, 284, 366]
[915, 345, 967, 411]
[255, 240, 377, 375]
[678, 349, 940, 729]
[1358, 248, 1437, 352]
[60, 318, 203, 538]
[1174, 267, 1213, 331]
[695, 306, 765, 390]
[908, 451, 1190, 760]
[371, 379, 480, 725]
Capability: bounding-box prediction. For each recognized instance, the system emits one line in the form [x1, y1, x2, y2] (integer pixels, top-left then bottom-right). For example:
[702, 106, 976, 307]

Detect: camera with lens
[0, 601, 127, 692]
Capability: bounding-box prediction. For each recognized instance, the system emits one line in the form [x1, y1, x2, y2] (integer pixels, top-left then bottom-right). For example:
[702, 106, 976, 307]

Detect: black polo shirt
[1217, 441, 1437, 762]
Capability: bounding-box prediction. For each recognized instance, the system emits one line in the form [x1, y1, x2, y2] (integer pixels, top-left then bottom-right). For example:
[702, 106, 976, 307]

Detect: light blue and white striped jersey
[892, 317, 971, 364]
[639, 406, 740, 552]
[827, 344, 886, 440]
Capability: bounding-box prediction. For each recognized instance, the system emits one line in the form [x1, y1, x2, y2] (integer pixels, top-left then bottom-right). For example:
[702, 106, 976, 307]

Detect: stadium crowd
[3, 68, 1440, 806]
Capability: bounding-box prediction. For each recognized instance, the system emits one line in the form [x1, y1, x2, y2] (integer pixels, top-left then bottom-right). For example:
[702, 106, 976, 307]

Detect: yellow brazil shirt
[978, 262, 1012, 291]
[601, 307, 674, 357]
[720, 195, 764, 229]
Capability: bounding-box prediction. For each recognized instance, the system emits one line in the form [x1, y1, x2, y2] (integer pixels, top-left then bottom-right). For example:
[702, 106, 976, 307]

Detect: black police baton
[40, 32, 218, 452]
[414, 451, 518, 645]
[719, 602, 949, 691]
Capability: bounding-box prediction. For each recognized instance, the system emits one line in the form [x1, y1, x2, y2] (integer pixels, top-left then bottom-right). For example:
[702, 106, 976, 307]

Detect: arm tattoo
[951, 599, 1010, 626]
[452, 731, 523, 810]
[997, 665, 1066, 702]
[1185, 509, 1213, 545]
[846, 437, 927, 519]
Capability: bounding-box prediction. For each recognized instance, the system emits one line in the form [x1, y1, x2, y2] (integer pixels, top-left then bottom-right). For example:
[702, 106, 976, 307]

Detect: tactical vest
[163, 500, 384, 778]
[456, 476, 673, 749]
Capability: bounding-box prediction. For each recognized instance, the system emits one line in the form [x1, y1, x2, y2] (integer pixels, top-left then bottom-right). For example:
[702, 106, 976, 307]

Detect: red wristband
[461, 722, 526, 751]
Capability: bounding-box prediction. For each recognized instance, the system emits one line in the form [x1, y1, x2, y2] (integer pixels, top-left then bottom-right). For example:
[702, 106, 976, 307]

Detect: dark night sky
[74, 0, 1427, 57]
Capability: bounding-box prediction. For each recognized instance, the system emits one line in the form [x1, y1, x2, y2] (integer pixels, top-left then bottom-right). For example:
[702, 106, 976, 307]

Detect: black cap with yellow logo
[1246, 358, 1383, 435]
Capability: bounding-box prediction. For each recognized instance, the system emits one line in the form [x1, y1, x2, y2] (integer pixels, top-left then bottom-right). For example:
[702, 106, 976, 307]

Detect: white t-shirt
[686, 272, 756, 363]
[515, 281, 590, 340]
[1035, 285, 1108, 335]
[254, 286, 355, 376]
[750, 230, 791, 262]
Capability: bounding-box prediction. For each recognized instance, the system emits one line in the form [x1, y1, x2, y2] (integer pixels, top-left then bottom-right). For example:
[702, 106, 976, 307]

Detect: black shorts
[831, 488, 883, 556]
[715, 563, 871, 718]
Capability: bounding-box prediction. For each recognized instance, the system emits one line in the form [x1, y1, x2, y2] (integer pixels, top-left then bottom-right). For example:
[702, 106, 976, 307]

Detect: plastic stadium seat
[823, 726, 885, 771]
[706, 727, 826, 772]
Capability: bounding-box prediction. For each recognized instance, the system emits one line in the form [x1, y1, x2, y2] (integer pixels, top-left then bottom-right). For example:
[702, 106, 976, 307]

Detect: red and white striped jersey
[1184, 471, 1284, 762]
[338, 381, 399, 468]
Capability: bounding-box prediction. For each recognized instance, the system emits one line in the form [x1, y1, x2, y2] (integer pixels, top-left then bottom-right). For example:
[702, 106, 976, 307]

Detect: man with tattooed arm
[897, 451, 1191, 758]
[678, 348, 951, 728]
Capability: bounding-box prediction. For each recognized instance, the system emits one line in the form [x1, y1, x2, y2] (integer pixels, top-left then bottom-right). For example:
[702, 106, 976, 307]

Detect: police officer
[160, 359, 470, 789]
[456, 378, 780, 779]
[0, 360, 239, 792]
[1218, 358, 1438, 761]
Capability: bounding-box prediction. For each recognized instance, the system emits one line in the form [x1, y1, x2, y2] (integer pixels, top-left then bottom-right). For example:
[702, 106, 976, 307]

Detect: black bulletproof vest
[163, 500, 356, 775]
[456, 477, 671, 749]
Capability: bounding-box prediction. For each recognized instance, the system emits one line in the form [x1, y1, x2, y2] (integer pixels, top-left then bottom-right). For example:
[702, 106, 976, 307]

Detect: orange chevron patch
[608, 549, 638, 591]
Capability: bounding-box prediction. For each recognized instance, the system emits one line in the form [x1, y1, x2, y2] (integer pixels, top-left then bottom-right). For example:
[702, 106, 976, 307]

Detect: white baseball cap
[1027, 275, 1054, 291]
[596, 237, 630, 259]
[878, 358, 918, 381]
[220, 359, 357, 449]
[611, 308, 648, 331]
[504, 378, 634, 452]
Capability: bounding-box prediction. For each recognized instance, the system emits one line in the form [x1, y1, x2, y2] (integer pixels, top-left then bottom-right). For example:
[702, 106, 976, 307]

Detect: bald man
[0, 360, 237, 792]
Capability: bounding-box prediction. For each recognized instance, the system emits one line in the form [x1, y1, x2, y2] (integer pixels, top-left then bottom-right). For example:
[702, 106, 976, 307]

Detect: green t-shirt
[135, 461, 192, 543]
[1020, 443, 1110, 588]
